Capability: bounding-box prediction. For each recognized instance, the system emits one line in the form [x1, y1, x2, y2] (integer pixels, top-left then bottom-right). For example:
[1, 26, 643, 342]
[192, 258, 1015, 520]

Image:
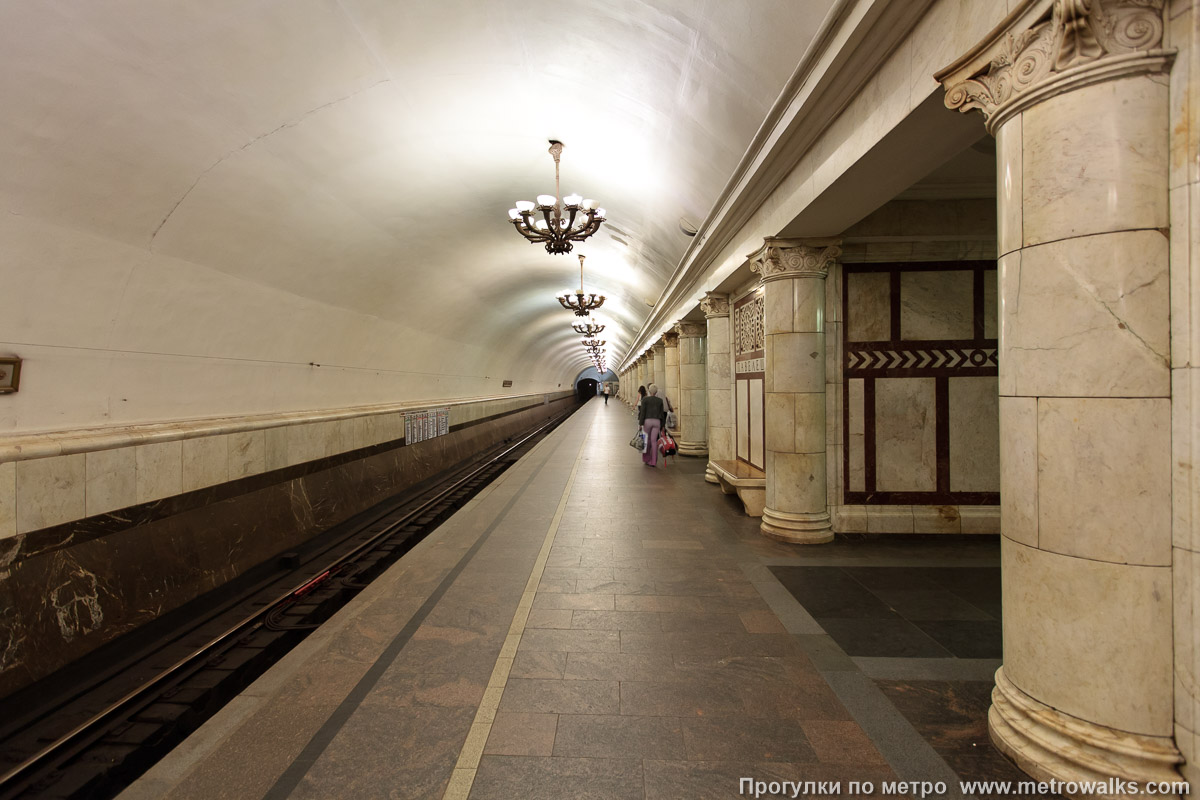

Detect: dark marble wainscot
[0, 396, 577, 698]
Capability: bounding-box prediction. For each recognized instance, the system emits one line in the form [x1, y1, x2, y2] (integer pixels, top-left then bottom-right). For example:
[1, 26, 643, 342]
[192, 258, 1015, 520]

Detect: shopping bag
[629, 430, 646, 450]
[658, 429, 677, 456]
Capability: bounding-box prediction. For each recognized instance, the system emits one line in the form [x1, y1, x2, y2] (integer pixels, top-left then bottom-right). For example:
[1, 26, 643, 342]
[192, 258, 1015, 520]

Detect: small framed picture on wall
[0, 357, 21, 394]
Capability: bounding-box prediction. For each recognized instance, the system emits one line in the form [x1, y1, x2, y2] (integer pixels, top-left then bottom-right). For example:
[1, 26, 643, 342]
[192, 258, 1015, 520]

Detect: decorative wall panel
[733, 290, 765, 470]
[843, 263, 999, 505]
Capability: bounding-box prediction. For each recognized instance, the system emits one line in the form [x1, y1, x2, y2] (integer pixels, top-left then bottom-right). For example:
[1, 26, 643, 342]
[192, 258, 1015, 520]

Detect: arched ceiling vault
[0, 0, 837, 431]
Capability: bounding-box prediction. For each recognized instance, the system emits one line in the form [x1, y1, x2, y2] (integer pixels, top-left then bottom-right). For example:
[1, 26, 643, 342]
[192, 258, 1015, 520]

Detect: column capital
[700, 292, 730, 318]
[652, 340, 666, 355]
[936, 0, 1172, 134]
[747, 237, 842, 283]
[662, 330, 679, 348]
[673, 321, 707, 339]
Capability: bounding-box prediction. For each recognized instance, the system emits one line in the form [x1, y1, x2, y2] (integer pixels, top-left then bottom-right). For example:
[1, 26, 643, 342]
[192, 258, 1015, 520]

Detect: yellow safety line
[441, 425, 588, 800]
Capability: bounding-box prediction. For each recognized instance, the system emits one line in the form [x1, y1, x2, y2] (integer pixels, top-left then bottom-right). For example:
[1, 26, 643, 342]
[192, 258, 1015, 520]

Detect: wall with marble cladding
[0, 391, 575, 698]
[835, 262, 999, 534]
[1169, 0, 1200, 784]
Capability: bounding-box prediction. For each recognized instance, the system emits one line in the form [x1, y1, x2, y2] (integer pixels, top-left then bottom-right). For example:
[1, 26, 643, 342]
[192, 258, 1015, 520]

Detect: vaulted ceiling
[0, 1, 837, 429]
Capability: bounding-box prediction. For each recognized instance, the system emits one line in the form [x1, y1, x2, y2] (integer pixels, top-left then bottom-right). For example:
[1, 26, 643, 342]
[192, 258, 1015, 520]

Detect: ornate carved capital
[652, 341, 666, 355]
[747, 237, 842, 283]
[662, 330, 679, 348]
[699, 292, 730, 318]
[673, 321, 707, 339]
[937, 0, 1171, 134]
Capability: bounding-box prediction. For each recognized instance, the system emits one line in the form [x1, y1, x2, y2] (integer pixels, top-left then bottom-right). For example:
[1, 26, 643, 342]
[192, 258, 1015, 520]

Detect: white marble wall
[0, 391, 569, 540]
[1169, 0, 1200, 785]
[704, 296, 733, 482]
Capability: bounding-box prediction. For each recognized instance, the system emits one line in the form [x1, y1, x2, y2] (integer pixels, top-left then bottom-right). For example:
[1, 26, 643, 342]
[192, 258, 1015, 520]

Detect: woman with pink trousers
[638, 384, 667, 467]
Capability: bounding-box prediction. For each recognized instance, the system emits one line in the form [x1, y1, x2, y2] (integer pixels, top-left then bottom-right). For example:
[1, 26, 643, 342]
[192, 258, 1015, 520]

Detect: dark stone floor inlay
[770, 565, 1002, 659]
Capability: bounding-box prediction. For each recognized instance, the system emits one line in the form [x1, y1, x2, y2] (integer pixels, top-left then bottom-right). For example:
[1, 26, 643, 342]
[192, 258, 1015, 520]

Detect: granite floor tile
[571, 609, 662, 631]
[289, 706, 473, 800]
[911, 620, 1003, 659]
[866, 588, 994, 621]
[799, 720, 889, 764]
[575, 578, 658, 595]
[517, 628, 621, 653]
[738, 679, 853, 721]
[563, 651, 676, 681]
[659, 611, 747, 633]
[614, 594, 706, 612]
[621, 631, 805, 657]
[470, 755, 644, 800]
[682, 716, 819, 763]
[738, 609, 789, 634]
[552, 713, 687, 759]
[818, 618, 955, 659]
[483, 712, 558, 757]
[532, 592, 616, 611]
[361, 672, 486, 710]
[498, 678, 619, 714]
[525, 609, 574, 629]
[619, 679, 745, 717]
[509, 650, 567, 679]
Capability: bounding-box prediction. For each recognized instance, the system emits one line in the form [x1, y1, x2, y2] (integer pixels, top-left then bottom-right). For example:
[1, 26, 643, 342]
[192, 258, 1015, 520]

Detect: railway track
[0, 409, 573, 800]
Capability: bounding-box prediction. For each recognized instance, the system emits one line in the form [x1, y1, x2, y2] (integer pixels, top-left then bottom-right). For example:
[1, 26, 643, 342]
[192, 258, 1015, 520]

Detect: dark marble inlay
[876, 680, 1058, 798]
[769, 565, 1002, 660]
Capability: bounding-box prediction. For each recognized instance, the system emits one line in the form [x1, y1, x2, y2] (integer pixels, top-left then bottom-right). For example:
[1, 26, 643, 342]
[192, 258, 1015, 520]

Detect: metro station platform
[119, 400, 1027, 800]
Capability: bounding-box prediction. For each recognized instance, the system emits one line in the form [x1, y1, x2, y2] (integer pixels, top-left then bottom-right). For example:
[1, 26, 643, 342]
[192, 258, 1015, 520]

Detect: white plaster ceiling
[0, 1, 835, 428]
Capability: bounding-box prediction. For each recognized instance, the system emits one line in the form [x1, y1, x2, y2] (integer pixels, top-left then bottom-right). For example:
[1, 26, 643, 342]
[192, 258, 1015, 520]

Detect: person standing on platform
[603, 384, 610, 405]
[638, 384, 667, 467]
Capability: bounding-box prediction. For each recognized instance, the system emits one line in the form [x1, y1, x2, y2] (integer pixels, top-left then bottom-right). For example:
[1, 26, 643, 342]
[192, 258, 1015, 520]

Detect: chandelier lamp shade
[508, 141, 605, 255]
[572, 319, 605, 336]
[557, 255, 605, 316]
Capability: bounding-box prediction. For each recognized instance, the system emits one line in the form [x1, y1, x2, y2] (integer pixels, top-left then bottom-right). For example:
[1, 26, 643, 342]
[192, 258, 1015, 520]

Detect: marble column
[939, 0, 1181, 789]
[663, 330, 681, 427]
[749, 237, 840, 545]
[701, 293, 733, 484]
[675, 321, 708, 457]
[652, 341, 666, 395]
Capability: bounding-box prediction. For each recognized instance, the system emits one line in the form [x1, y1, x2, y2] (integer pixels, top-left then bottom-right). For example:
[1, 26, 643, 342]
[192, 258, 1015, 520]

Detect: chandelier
[581, 339, 606, 349]
[572, 318, 605, 336]
[557, 255, 605, 316]
[508, 141, 605, 255]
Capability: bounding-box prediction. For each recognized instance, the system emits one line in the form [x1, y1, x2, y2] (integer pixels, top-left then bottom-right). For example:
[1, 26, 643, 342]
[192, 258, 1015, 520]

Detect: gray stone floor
[122, 400, 1022, 800]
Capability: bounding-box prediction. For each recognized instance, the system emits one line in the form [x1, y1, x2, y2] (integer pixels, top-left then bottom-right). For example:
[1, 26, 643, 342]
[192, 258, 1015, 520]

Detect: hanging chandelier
[508, 141, 605, 255]
[572, 318, 605, 336]
[581, 339, 606, 349]
[558, 255, 605, 316]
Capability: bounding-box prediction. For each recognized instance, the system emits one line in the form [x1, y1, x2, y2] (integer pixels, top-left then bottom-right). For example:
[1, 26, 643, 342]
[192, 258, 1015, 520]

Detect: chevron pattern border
[846, 345, 998, 374]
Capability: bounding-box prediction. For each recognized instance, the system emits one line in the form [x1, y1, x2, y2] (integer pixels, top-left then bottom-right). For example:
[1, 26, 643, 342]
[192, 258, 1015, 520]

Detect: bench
[709, 460, 766, 517]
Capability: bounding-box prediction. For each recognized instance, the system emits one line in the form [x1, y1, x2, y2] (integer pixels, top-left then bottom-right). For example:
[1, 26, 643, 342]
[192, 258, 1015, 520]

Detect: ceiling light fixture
[509, 141, 605, 255]
[572, 318, 606, 336]
[558, 255, 605, 316]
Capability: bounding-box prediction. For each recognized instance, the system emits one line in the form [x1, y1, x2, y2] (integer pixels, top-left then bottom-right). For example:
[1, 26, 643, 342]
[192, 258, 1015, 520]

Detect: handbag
[665, 410, 678, 429]
[658, 429, 677, 456]
[629, 429, 646, 450]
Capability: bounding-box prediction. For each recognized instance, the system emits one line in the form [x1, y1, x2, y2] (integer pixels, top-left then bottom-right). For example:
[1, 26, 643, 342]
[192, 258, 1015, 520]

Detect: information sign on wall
[405, 408, 450, 444]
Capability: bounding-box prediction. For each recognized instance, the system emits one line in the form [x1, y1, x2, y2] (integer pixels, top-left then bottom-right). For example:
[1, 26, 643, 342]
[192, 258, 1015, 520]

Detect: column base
[677, 441, 707, 457]
[990, 667, 1183, 796]
[760, 507, 833, 544]
[704, 464, 720, 484]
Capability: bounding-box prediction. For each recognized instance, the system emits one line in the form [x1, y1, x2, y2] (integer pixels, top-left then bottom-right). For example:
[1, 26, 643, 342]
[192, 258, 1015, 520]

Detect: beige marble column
[663, 330, 680, 427]
[674, 321, 708, 457]
[939, 0, 1181, 789]
[749, 237, 840, 545]
[652, 341, 666, 395]
[701, 293, 733, 483]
